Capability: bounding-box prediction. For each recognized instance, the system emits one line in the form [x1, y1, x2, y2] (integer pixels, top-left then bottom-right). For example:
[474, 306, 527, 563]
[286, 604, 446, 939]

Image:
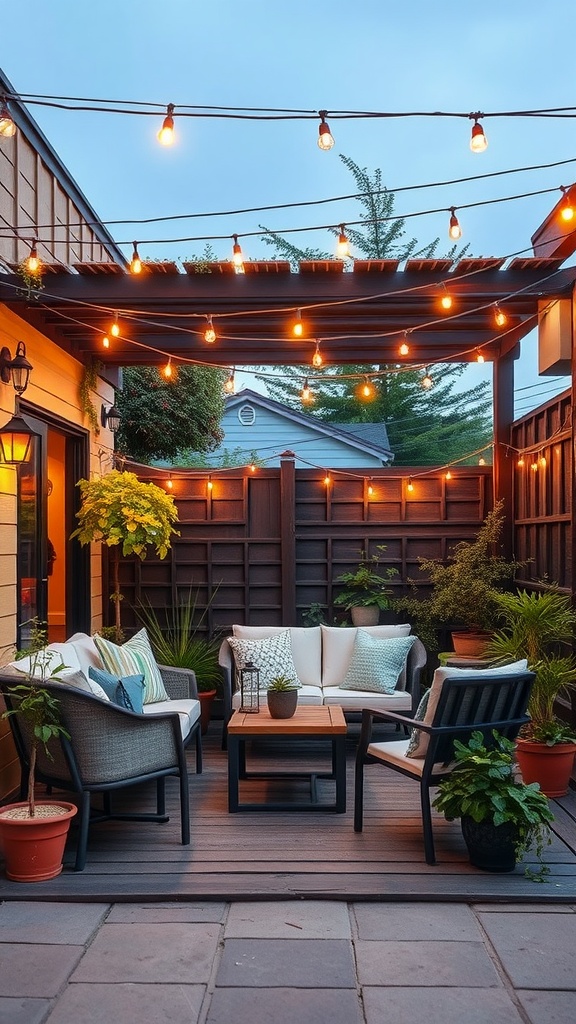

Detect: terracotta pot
[198, 689, 217, 735]
[451, 631, 492, 658]
[351, 606, 380, 626]
[516, 738, 576, 798]
[267, 689, 298, 719]
[0, 800, 77, 882]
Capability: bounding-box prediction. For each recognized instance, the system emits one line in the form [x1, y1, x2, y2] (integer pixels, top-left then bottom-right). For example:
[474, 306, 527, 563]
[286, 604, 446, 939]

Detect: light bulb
[110, 315, 120, 337]
[301, 378, 312, 403]
[407, 478, 414, 493]
[207, 476, 213, 492]
[560, 188, 574, 222]
[204, 315, 216, 344]
[440, 292, 453, 311]
[102, 334, 110, 349]
[324, 473, 331, 486]
[478, 457, 486, 466]
[336, 225, 349, 259]
[130, 242, 142, 275]
[448, 208, 461, 240]
[232, 235, 244, 271]
[166, 477, 173, 489]
[317, 112, 334, 151]
[470, 118, 488, 152]
[249, 463, 256, 473]
[531, 461, 538, 472]
[162, 358, 173, 379]
[224, 370, 236, 394]
[422, 370, 433, 389]
[494, 305, 507, 328]
[312, 342, 323, 367]
[445, 470, 452, 480]
[360, 378, 374, 400]
[27, 242, 40, 274]
[0, 103, 16, 137]
[399, 338, 410, 356]
[367, 482, 374, 496]
[539, 455, 547, 468]
[517, 456, 525, 467]
[476, 350, 485, 364]
[157, 104, 175, 145]
[292, 310, 304, 337]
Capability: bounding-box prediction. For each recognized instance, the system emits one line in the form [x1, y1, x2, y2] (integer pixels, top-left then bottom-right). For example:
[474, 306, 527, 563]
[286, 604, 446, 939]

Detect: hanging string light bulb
[336, 225, 350, 259]
[448, 208, 462, 240]
[398, 334, 410, 357]
[531, 459, 538, 472]
[232, 234, 245, 272]
[494, 303, 507, 328]
[469, 115, 488, 152]
[166, 474, 173, 490]
[559, 185, 575, 222]
[317, 110, 334, 151]
[421, 368, 433, 389]
[204, 315, 216, 344]
[312, 340, 323, 367]
[324, 471, 331, 487]
[292, 309, 304, 337]
[207, 474, 213, 493]
[300, 378, 313, 403]
[157, 103, 175, 146]
[102, 334, 110, 350]
[517, 455, 525, 467]
[27, 240, 40, 274]
[110, 313, 120, 337]
[359, 377, 375, 400]
[407, 477, 414, 493]
[445, 470, 452, 480]
[249, 463, 256, 473]
[367, 479, 374, 497]
[539, 453, 547, 468]
[162, 356, 174, 380]
[476, 349, 485, 364]
[0, 100, 16, 137]
[224, 369, 236, 394]
[440, 285, 453, 311]
[130, 242, 142, 275]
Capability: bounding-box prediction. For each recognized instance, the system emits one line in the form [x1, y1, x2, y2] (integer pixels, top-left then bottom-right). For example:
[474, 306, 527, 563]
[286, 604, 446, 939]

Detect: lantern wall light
[0, 412, 39, 465]
[0, 341, 33, 396]
[100, 403, 122, 432]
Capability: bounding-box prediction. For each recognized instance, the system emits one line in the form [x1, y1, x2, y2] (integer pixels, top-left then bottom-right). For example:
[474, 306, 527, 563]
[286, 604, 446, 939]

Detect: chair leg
[195, 725, 202, 775]
[74, 791, 91, 872]
[354, 756, 364, 832]
[156, 777, 166, 816]
[179, 767, 190, 845]
[420, 780, 437, 865]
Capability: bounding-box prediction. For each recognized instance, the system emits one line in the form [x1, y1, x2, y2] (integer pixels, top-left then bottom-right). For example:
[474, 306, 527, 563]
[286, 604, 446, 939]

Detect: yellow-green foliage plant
[71, 470, 179, 637]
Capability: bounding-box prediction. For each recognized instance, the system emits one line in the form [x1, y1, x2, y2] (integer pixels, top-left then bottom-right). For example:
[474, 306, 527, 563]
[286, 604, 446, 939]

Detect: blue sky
[1, 0, 574, 411]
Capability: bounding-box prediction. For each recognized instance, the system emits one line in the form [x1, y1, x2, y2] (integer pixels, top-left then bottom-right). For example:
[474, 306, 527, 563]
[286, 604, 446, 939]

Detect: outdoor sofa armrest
[157, 664, 198, 700]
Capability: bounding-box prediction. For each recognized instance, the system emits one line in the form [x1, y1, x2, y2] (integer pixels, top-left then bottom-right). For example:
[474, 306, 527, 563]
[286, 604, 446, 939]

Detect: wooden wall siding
[116, 464, 493, 634]
[511, 389, 572, 590]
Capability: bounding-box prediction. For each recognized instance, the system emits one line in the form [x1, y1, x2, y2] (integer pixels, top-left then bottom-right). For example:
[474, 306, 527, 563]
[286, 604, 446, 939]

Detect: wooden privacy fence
[112, 457, 495, 636]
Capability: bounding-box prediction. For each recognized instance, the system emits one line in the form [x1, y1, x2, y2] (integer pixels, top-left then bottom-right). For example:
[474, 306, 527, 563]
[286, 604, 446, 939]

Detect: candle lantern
[238, 661, 260, 713]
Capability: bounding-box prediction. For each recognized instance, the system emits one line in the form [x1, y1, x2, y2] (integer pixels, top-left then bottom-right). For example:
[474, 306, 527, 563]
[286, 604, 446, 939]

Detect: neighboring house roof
[207, 388, 394, 467]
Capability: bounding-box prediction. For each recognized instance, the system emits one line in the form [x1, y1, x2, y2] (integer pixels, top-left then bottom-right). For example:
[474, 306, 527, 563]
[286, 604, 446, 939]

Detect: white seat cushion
[323, 686, 412, 712]
[367, 738, 454, 777]
[320, 624, 412, 687]
[142, 698, 200, 740]
[231, 684, 322, 711]
[231, 625, 321, 688]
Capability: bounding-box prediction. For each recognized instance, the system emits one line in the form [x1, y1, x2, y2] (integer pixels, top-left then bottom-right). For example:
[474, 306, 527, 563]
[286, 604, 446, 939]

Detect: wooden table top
[228, 704, 347, 736]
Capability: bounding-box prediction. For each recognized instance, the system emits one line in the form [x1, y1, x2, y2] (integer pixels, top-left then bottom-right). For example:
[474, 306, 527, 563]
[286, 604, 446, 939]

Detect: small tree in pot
[333, 546, 397, 626]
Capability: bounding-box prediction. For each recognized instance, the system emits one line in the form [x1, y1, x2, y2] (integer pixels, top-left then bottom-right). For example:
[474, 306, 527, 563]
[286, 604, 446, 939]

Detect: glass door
[17, 420, 48, 648]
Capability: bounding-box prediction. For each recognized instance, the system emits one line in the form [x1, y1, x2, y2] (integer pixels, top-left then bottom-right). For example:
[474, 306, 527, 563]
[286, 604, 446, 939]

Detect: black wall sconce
[0, 412, 39, 464]
[0, 342, 33, 396]
[101, 403, 121, 432]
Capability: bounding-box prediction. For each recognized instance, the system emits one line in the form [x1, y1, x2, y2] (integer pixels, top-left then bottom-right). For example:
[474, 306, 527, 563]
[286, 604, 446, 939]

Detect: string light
[232, 234, 245, 271]
[102, 334, 110, 349]
[399, 334, 410, 357]
[494, 303, 507, 328]
[517, 456, 525, 467]
[130, 242, 142, 274]
[359, 377, 375, 400]
[249, 463, 256, 473]
[312, 340, 323, 367]
[367, 479, 374, 496]
[421, 368, 433, 389]
[300, 378, 312, 403]
[110, 313, 120, 337]
[539, 453, 547, 468]
[476, 349, 485, 364]
[27, 240, 40, 274]
[440, 285, 453, 311]
[445, 469, 452, 480]
[0, 101, 16, 137]
[157, 103, 175, 146]
[448, 207, 462, 240]
[470, 115, 488, 152]
[224, 368, 236, 393]
[531, 459, 539, 472]
[336, 224, 350, 258]
[166, 474, 173, 489]
[317, 111, 334, 151]
[559, 185, 574, 222]
[207, 474, 213, 492]
[292, 309, 304, 337]
[407, 477, 414, 492]
[478, 456, 486, 465]
[324, 471, 331, 486]
[204, 315, 216, 343]
[162, 356, 174, 379]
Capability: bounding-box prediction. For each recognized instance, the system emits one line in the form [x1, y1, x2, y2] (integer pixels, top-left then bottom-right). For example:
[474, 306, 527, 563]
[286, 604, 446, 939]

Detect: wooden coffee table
[227, 705, 347, 813]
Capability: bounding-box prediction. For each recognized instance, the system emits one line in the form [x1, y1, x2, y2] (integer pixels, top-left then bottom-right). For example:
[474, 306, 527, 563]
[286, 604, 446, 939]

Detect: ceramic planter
[198, 689, 217, 735]
[451, 631, 492, 658]
[0, 800, 77, 882]
[461, 815, 518, 872]
[351, 606, 380, 626]
[516, 738, 576, 798]
[267, 689, 298, 719]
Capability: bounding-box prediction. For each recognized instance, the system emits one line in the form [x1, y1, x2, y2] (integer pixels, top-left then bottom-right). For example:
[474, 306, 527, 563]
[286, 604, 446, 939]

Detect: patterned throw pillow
[58, 667, 110, 702]
[89, 667, 146, 713]
[94, 628, 168, 704]
[227, 630, 301, 689]
[339, 631, 416, 693]
[405, 689, 431, 757]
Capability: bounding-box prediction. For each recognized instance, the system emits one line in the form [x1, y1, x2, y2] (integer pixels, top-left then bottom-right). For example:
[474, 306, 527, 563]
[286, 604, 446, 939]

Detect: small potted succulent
[433, 730, 553, 878]
[333, 546, 397, 626]
[267, 675, 299, 719]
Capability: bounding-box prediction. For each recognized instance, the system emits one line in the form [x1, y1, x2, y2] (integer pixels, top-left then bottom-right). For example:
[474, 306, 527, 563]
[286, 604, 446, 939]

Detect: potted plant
[71, 469, 179, 640]
[433, 731, 553, 877]
[0, 628, 77, 882]
[396, 501, 522, 654]
[137, 588, 222, 734]
[485, 586, 576, 796]
[333, 546, 397, 626]
[266, 675, 299, 719]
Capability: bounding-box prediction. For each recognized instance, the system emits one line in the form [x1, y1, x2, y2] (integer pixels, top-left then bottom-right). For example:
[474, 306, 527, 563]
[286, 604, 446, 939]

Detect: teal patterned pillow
[340, 631, 416, 693]
[405, 689, 431, 757]
[227, 630, 301, 689]
[94, 628, 168, 704]
[89, 666, 146, 714]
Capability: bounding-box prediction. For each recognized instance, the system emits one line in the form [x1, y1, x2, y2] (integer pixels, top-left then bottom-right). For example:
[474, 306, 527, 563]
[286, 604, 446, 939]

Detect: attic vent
[238, 404, 256, 426]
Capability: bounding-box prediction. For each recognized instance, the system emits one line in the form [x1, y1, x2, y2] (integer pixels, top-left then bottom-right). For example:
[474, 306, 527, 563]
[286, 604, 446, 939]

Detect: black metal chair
[1, 669, 201, 871]
[354, 671, 535, 865]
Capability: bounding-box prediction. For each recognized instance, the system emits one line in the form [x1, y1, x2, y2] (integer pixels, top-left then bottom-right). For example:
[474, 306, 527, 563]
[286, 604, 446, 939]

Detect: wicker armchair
[1, 665, 200, 871]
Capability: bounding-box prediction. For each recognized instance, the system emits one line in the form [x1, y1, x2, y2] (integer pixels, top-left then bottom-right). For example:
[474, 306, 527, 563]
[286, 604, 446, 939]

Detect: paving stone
[473, 904, 576, 914]
[106, 902, 226, 924]
[363, 987, 525, 1024]
[225, 901, 351, 938]
[0, 997, 52, 1024]
[206, 987, 363, 1024]
[0, 944, 84, 998]
[0, 902, 109, 944]
[70, 923, 220, 984]
[44, 982, 205, 1024]
[216, 938, 355, 988]
[355, 939, 501, 987]
[515, 989, 576, 1023]
[353, 902, 481, 940]
[478, 912, 576, 989]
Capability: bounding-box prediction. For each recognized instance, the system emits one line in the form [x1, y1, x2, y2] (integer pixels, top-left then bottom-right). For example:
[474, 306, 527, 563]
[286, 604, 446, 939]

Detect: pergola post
[493, 350, 517, 559]
[279, 450, 297, 624]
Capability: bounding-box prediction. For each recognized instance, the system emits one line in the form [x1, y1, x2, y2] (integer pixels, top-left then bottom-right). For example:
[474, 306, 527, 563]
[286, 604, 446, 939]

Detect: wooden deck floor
[2, 723, 576, 903]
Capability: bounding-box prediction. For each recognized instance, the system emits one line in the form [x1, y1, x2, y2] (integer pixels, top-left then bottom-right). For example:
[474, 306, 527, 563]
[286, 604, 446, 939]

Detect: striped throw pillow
[94, 628, 168, 705]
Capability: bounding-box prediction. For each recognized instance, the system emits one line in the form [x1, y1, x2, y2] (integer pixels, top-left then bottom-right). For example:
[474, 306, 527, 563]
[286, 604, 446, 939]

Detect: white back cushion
[10, 642, 82, 678]
[68, 633, 104, 674]
[232, 625, 322, 688]
[320, 624, 412, 687]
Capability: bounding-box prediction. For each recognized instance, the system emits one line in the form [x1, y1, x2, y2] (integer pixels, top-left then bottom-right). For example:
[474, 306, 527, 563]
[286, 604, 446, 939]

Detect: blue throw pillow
[340, 631, 416, 693]
[89, 667, 145, 714]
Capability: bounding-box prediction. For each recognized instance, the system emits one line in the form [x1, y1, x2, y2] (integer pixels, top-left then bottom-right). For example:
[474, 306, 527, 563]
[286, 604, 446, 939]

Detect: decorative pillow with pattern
[93, 628, 168, 704]
[227, 630, 301, 689]
[339, 631, 416, 693]
[89, 667, 146, 713]
[405, 689, 431, 757]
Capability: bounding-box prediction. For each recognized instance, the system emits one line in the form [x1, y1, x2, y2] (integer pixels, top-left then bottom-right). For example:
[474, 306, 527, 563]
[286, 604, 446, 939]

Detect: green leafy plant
[136, 588, 221, 693]
[433, 730, 554, 879]
[78, 360, 102, 435]
[71, 470, 179, 637]
[267, 675, 299, 692]
[333, 546, 397, 611]
[485, 587, 576, 745]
